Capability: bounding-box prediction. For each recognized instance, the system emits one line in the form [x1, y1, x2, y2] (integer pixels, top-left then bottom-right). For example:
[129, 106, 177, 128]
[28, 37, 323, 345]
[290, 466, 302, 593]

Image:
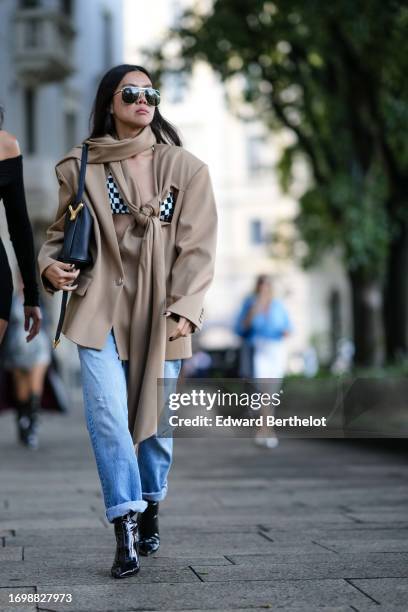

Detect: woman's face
[257, 278, 272, 299]
[111, 70, 155, 133]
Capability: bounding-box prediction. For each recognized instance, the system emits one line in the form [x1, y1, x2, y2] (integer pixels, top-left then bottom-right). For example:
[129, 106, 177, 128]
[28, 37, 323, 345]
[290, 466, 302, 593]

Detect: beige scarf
[84, 125, 167, 445]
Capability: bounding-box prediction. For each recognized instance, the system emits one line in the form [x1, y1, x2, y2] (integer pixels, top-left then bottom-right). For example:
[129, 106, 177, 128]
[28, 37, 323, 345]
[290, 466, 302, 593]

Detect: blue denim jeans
[77, 330, 182, 523]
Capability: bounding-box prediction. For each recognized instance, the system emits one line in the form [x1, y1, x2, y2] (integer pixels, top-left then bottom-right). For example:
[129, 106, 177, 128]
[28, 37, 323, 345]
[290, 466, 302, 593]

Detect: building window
[102, 11, 113, 69]
[170, 0, 183, 25]
[65, 112, 77, 150]
[24, 88, 36, 154]
[250, 219, 264, 245]
[24, 19, 40, 47]
[61, 0, 73, 16]
[246, 134, 270, 175]
[163, 72, 186, 104]
[20, 0, 41, 7]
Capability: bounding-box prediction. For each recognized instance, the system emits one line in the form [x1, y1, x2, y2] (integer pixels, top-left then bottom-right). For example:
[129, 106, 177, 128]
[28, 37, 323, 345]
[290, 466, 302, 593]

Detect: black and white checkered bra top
[106, 173, 175, 222]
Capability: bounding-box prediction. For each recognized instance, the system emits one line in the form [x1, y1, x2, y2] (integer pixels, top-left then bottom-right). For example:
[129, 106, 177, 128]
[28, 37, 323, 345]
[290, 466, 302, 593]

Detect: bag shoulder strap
[53, 143, 88, 349]
[73, 143, 89, 205]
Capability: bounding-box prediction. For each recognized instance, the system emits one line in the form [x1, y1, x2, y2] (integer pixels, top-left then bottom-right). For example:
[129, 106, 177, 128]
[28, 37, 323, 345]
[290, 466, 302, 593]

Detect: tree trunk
[383, 220, 408, 362]
[349, 269, 384, 367]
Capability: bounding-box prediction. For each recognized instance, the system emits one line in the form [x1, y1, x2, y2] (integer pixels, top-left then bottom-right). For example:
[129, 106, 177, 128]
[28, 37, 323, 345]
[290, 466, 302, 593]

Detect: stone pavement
[0, 401, 408, 611]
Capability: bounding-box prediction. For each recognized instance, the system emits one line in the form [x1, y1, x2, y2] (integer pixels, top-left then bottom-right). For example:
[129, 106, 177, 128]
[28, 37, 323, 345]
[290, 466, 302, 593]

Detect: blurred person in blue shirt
[234, 274, 293, 447]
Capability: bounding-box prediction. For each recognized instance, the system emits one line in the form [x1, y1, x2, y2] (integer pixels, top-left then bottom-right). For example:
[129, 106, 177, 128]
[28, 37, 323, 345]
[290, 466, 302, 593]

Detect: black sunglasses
[113, 86, 161, 107]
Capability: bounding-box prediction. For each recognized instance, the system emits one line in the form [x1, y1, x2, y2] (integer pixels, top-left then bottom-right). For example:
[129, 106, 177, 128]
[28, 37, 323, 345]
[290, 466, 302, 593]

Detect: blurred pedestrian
[234, 274, 293, 448]
[0, 105, 42, 345]
[38, 64, 217, 579]
[1, 290, 51, 449]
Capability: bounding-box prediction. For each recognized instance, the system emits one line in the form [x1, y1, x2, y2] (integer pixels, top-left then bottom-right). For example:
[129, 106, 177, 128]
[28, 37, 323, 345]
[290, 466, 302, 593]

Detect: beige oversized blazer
[38, 142, 218, 362]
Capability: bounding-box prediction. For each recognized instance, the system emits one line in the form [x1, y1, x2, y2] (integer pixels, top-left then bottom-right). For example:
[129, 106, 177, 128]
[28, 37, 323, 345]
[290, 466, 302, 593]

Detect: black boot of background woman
[2, 292, 50, 450]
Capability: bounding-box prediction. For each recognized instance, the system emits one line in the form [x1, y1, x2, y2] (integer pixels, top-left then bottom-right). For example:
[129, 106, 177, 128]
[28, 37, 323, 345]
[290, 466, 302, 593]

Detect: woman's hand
[24, 306, 42, 342]
[164, 311, 195, 341]
[43, 261, 80, 291]
[241, 292, 270, 330]
[252, 293, 270, 314]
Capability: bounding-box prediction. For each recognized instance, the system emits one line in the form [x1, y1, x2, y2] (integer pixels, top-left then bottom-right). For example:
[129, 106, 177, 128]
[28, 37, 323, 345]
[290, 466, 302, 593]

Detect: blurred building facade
[125, 0, 352, 371]
[0, 0, 124, 389]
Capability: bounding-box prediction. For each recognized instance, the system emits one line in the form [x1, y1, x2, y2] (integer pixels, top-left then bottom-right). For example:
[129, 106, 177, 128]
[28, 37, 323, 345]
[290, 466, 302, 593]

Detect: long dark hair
[89, 64, 182, 146]
[254, 274, 272, 294]
[0, 105, 4, 130]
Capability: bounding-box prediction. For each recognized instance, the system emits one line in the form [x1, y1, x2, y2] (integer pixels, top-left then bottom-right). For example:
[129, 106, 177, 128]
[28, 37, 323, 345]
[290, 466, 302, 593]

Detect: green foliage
[298, 161, 390, 274]
[147, 0, 408, 280]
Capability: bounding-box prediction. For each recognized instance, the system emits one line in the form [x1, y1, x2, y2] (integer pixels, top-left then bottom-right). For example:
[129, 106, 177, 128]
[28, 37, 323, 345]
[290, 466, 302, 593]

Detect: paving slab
[0, 560, 200, 586]
[313, 529, 408, 553]
[348, 578, 408, 607]
[23, 547, 231, 567]
[0, 548, 23, 562]
[191, 552, 408, 580]
[161, 608, 358, 612]
[0, 587, 36, 612]
[30, 579, 375, 611]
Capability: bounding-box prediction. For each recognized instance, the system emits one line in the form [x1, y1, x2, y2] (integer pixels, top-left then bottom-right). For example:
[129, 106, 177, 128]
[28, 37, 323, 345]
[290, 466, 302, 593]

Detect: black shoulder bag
[53, 143, 93, 348]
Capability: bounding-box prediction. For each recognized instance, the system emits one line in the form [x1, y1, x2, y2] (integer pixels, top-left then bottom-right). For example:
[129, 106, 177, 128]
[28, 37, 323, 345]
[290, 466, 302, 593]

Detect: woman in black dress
[0, 105, 42, 446]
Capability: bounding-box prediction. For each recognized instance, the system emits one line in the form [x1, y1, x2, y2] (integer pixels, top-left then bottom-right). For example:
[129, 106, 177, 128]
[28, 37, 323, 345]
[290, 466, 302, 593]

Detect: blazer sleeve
[37, 164, 75, 294]
[166, 163, 218, 332]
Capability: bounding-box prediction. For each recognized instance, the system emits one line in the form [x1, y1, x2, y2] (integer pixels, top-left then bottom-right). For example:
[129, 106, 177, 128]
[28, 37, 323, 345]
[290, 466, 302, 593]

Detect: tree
[147, 0, 408, 366]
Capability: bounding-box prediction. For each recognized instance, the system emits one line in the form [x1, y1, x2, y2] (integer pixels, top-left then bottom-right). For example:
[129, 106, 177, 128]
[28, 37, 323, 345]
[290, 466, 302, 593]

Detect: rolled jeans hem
[142, 485, 168, 502]
[106, 500, 148, 523]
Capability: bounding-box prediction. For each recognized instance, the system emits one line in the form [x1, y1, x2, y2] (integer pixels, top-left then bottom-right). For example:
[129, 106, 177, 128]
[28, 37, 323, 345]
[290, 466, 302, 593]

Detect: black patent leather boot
[111, 512, 140, 579]
[138, 501, 160, 556]
[16, 394, 40, 450]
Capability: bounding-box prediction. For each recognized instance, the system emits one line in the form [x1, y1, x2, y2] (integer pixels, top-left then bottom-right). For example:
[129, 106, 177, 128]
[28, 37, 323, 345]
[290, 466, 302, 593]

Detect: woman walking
[38, 65, 217, 578]
[0, 106, 42, 443]
[1, 288, 51, 449]
[235, 275, 292, 448]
